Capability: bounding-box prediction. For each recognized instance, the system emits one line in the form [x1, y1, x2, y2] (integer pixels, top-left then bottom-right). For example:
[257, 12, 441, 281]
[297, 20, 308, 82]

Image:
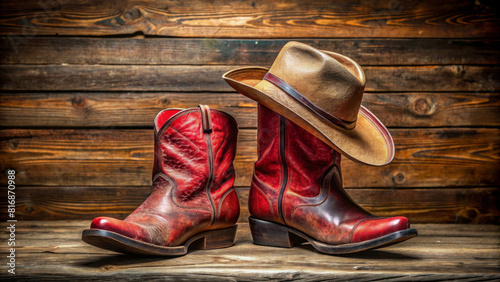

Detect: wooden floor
[2, 221, 499, 281]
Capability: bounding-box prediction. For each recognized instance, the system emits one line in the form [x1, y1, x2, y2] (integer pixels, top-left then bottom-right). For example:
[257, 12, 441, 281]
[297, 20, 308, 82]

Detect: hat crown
[267, 41, 366, 124]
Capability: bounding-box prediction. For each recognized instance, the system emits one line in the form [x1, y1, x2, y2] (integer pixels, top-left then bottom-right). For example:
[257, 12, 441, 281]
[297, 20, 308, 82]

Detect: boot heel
[201, 225, 238, 250]
[249, 216, 297, 248]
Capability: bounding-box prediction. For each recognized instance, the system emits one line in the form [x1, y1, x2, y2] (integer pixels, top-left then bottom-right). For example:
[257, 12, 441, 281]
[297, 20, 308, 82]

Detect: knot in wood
[25, 205, 34, 213]
[457, 207, 480, 223]
[9, 139, 19, 149]
[123, 8, 142, 21]
[158, 97, 170, 106]
[410, 96, 436, 117]
[452, 65, 466, 77]
[72, 96, 86, 108]
[466, 208, 478, 219]
[393, 172, 406, 185]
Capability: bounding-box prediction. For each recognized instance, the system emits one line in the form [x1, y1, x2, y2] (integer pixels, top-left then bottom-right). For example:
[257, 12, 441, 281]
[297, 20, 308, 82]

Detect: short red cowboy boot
[82, 105, 240, 255]
[248, 104, 417, 254]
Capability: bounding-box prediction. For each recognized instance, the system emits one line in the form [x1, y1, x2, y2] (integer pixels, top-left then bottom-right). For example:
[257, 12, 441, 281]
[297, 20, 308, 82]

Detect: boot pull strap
[198, 105, 213, 133]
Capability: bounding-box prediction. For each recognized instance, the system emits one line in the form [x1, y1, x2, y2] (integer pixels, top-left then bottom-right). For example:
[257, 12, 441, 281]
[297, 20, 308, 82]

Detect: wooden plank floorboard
[0, 221, 498, 280]
[1, 65, 498, 92]
[1, 128, 498, 188]
[2, 38, 499, 66]
[1, 186, 498, 224]
[1, 0, 498, 38]
[1, 92, 498, 128]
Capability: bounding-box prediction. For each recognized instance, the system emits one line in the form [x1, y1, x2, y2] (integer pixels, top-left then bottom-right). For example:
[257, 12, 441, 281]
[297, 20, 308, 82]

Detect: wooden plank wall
[0, 0, 499, 224]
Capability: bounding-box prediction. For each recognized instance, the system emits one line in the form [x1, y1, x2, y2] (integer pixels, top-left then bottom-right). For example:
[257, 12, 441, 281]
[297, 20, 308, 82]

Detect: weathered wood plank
[1, 186, 497, 224]
[1, 65, 499, 92]
[13, 230, 500, 246]
[1, 92, 498, 128]
[0, 92, 257, 128]
[2, 38, 499, 66]
[238, 187, 500, 224]
[1, 0, 498, 38]
[0, 221, 499, 280]
[1, 128, 498, 188]
[0, 65, 228, 92]
[361, 92, 500, 127]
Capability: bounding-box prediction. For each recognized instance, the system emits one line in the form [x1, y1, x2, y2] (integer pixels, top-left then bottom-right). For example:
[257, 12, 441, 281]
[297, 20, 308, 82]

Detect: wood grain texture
[2, 37, 499, 66]
[1, 65, 498, 92]
[0, 92, 257, 128]
[1, 92, 498, 128]
[1, 0, 498, 38]
[0, 0, 498, 233]
[1, 128, 498, 188]
[1, 186, 497, 224]
[1, 221, 498, 280]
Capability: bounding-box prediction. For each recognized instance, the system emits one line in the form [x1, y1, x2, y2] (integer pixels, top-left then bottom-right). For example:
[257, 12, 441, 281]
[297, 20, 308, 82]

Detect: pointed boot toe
[83, 216, 158, 255]
[90, 216, 123, 231]
[89, 216, 148, 242]
[351, 216, 416, 249]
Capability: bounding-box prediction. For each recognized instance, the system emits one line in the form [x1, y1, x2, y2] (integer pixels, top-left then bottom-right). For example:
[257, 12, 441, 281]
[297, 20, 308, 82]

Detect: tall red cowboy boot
[248, 104, 417, 254]
[82, 105, 240, 255]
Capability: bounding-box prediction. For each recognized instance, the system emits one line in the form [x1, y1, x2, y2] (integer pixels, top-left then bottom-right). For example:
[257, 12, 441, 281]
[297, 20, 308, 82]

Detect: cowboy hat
[223, 41, 394, 166]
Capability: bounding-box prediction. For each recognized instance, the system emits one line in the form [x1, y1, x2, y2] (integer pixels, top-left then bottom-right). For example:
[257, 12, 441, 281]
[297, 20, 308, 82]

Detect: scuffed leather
[249, 104, 410, 245]
[249, 104, 283, 223]
[352, 217, 409, 243]
[91, 108, 239, 247]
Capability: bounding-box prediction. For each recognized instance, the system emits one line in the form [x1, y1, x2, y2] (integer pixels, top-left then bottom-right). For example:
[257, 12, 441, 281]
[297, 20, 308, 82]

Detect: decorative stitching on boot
[252, 174, 276, 217]
[289, 164, 336, 219]
[217, 187, 237, 220]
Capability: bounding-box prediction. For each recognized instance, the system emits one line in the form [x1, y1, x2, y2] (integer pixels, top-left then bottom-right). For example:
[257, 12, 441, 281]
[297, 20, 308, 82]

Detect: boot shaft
[254, 104, 341, 195]
[152, 106, 240, 228]
[250, 104, 342, 224]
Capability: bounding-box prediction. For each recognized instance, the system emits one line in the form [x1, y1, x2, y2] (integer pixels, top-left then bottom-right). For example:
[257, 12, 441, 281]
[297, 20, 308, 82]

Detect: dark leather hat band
[264, 72, 356, 130]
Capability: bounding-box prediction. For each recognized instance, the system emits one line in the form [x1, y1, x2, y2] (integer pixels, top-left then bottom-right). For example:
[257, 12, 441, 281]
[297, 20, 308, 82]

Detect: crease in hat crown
[263, 41, 366, 128]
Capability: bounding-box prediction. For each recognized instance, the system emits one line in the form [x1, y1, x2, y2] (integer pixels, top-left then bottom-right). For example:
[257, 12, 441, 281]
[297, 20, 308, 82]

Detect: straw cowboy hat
[223, 41, 394, 166]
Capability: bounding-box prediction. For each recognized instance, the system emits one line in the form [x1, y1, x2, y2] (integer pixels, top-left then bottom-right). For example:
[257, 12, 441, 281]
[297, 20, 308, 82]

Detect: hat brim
[223, 67, 395, 166]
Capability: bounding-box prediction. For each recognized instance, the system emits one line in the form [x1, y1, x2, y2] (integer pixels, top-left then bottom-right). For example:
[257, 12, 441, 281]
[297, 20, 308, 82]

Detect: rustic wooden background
[0, 0, 498, 224]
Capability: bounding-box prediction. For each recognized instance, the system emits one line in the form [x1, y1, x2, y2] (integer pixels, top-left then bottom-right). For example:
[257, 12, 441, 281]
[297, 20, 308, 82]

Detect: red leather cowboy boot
[82, 105, 240, 255]
[249, 104, 417, 254]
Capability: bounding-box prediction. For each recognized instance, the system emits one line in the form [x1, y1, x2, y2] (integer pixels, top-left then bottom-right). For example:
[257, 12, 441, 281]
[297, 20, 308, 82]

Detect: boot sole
[82, 225, 237, 256]
[249, 216, 417, 255]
